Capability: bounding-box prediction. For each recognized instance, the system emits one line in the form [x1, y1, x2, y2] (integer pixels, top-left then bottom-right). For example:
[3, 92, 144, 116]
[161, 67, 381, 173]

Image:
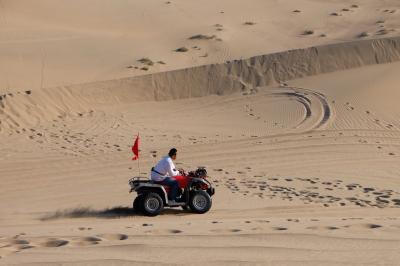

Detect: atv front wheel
[142, 193, 164, 216]
[189, 190, 212, 214]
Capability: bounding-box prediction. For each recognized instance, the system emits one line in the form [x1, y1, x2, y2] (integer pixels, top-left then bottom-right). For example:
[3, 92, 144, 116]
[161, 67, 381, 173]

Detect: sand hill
[1, 1, 400, 265]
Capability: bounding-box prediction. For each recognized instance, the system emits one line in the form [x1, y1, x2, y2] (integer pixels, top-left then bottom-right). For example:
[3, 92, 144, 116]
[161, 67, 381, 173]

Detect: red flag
[131, 134, 139, 160]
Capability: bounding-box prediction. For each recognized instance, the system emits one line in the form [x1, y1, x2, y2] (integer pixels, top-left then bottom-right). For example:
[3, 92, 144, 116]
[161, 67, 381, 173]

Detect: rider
[151, 148, 181, 203]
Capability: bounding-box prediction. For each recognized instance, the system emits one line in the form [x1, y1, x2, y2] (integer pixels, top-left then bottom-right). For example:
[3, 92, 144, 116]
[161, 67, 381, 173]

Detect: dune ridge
[0, 36, 400, 133]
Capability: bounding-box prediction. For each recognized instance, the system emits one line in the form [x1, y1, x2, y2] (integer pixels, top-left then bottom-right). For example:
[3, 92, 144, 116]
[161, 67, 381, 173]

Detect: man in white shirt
[151, 148, 181, 202]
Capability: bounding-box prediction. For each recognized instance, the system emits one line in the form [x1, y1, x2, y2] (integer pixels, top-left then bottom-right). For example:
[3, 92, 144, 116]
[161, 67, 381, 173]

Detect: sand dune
[1, 0, 400, 90]
[1, 0, 400, 265]
[1, 37, 400, 133]
[1, 60, 400, 264]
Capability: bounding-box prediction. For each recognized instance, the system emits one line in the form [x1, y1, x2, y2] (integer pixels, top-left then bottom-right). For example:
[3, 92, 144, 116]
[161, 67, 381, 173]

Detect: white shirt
[151, 156, 179, 182]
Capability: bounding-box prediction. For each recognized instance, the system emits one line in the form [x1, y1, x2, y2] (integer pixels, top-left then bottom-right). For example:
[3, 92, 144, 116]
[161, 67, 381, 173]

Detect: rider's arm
[166, 158, 180, 176]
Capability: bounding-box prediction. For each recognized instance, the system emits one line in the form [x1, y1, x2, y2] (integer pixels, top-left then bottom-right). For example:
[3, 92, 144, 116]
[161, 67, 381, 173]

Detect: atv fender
[135, 183, 168, 204]
[189, 178, 211, 189]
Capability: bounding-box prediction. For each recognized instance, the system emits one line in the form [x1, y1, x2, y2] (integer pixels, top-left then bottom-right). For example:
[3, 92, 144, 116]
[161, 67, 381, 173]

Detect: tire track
[299, 88, 332, 130]
[268, 86, 334, 132]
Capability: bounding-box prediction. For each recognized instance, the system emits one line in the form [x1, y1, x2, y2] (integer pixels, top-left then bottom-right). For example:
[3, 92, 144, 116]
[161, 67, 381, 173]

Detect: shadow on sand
[40, 206, 189, 220]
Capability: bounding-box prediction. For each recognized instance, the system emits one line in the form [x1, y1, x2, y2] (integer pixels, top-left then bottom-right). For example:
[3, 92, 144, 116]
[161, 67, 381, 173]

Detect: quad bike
[129, 167, 215, 216]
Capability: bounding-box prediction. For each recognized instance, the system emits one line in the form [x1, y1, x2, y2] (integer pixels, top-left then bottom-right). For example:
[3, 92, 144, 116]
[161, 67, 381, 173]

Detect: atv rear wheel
[142, 193, 164, 216]
[133, 194, 144, 213]
[189, 190, 212, 214]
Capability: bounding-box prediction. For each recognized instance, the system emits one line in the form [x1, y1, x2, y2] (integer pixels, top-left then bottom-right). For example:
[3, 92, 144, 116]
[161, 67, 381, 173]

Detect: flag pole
[138, 152, 140, 176]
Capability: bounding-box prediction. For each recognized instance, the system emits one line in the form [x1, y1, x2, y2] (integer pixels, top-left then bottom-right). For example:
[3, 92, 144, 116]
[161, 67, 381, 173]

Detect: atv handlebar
[178, 168, 186, 175]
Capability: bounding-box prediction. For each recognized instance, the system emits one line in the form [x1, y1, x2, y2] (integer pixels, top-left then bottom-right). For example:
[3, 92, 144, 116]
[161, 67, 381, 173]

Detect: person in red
[151, 148, 181, 203]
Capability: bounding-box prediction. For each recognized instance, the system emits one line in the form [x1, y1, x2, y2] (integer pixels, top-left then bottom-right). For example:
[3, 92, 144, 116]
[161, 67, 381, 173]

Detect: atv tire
[189, 190, 212, 214]
[133, 194, 144, 213]
[142, 192, 164, 216]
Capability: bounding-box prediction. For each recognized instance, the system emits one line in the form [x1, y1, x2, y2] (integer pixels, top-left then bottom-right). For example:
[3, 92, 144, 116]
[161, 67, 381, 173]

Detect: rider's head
[168, 148, 177, 160]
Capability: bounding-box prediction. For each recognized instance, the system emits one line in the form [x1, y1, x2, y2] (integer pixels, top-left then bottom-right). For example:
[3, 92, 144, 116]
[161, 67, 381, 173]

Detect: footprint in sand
[70, 236, 102, 246]
[392, 199, 400, 206]
[307, 226, 339, 231]
[169, 229, 183, 234]
[9, 239, 29, 245]
[147, 229, 183, 234]
[40, 238, 69, 247]
[98, 234, 128, 241]
[273, 227, 288, 231]
[326, 226, 340, 230]
[210, 228, 241, 233]
[359, 223, 383, 229]
[345, 223, 383, 229]
[2, 238, 34, 252]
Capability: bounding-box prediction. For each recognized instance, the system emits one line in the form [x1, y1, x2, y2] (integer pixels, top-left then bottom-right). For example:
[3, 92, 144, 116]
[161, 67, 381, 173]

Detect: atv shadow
[40, 206, 191, 220]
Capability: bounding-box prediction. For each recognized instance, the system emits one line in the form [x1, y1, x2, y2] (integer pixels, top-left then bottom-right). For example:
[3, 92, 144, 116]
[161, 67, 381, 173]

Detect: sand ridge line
[1, 37, 400, 134]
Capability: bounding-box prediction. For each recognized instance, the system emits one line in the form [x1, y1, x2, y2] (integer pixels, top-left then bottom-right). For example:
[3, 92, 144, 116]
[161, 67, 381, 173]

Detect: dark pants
[161, 177, 179, 200]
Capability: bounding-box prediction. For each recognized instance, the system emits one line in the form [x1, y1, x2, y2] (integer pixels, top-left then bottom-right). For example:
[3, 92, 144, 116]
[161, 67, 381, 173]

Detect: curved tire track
[269, 86, 334, 131]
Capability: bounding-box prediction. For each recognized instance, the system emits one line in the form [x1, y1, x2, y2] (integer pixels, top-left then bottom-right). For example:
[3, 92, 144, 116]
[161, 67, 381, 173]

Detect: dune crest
[1, 37, 400, 133]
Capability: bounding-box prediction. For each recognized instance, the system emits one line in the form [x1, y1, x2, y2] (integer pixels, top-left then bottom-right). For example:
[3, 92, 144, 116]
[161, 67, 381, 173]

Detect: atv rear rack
[128, 176, 151, 189]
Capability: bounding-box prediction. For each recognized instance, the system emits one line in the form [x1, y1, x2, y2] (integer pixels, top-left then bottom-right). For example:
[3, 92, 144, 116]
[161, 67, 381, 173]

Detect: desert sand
[1, 0, 400, 265]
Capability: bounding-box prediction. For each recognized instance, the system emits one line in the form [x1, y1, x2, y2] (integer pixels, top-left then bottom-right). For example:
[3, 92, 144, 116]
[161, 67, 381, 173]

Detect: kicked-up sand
[1, 0, 400, 265]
